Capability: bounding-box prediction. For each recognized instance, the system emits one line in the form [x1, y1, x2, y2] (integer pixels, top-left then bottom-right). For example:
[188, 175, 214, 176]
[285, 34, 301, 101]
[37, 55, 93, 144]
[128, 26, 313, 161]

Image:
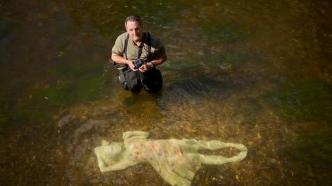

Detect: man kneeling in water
[111, 15, 167, 93]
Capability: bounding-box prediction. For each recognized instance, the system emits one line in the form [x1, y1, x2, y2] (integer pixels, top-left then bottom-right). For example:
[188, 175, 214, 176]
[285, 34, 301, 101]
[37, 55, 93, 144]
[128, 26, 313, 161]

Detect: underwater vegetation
[265, 79, 332, 122]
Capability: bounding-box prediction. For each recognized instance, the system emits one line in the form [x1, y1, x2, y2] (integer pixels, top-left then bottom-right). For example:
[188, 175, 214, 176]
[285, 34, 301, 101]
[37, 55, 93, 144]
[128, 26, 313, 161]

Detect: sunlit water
[0, 0, 331, 185]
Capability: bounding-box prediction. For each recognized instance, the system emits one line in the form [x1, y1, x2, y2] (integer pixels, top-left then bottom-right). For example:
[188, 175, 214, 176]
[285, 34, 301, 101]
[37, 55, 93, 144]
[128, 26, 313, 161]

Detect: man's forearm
[150, 54, 167, 66]
[112, 53, 167, 68]
[111, 54, 130, 65]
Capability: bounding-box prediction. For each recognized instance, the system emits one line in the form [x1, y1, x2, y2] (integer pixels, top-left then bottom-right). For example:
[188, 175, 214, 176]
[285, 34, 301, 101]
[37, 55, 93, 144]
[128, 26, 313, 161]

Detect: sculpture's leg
[198, 143, 248, 165]
[197, 140, 240, 150]
[180, 140, 233, 151]
[188, 140, 247, 152]
[179, 140, 246, 154]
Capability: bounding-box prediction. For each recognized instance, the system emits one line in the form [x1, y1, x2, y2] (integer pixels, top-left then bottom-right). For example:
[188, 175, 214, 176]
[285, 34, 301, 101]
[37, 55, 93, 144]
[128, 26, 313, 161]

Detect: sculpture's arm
[123, 131, 149, 141]
[98, 157, 137, 172]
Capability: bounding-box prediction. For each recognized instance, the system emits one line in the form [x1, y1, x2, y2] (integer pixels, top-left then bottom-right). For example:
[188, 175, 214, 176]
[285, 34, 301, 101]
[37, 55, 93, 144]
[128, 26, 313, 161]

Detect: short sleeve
[150, 35, 166, 58]
[111, 33, 126, 56]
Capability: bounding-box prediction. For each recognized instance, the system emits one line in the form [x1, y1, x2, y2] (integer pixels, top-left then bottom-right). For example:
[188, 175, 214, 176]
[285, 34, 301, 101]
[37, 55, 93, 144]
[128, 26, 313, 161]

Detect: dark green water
[0, 0, 331, 185]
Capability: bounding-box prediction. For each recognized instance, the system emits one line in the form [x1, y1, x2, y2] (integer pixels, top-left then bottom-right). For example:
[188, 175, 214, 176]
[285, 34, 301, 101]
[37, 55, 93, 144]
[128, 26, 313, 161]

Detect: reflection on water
[0, 0, 331, 185]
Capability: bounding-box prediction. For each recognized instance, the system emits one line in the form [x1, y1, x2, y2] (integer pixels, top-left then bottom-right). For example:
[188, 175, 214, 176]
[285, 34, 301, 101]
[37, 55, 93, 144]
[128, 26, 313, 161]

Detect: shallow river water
[0, 0, 331, 185]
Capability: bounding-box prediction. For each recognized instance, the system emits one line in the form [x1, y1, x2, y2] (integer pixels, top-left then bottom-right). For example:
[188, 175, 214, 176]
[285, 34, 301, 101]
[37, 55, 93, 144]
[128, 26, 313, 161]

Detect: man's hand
[127, 60, 138, 71]
[111, 54, 138, 71]
[139, 62, 153, 73]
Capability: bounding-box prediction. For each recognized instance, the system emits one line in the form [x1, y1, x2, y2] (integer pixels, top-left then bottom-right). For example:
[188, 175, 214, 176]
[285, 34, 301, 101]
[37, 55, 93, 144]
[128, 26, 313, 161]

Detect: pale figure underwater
[94, 131, 248, 186]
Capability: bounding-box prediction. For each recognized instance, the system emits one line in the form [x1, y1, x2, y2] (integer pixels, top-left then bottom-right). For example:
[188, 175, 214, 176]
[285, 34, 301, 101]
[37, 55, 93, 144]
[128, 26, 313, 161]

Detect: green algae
[13, 74, 105, 124]
[0, 71, 106, 126]
[64, 0, 181, 38]
[265, 79, 332, 122]
[0, 112, 7, 127]
[295, 128, 332, 166]
[0, 20, 12, 40]
[0, 94, 8, 126]
[162, 60, 201, 71]
[202, 50, 253, 71]
[199, 20, 252, 44]
[232, 99, 262, 123]
[164, 50, 252, 77]
[32, 75, 104, 106]
[284, 126, 332, 185]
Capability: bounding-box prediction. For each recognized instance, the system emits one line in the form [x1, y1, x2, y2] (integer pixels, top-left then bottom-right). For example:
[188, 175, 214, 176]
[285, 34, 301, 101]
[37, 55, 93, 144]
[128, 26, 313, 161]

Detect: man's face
[125, 20, 142, 42]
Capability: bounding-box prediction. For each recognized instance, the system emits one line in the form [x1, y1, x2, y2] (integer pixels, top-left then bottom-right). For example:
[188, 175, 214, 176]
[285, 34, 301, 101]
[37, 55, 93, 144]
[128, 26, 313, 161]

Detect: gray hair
[125, 15, 143, 27]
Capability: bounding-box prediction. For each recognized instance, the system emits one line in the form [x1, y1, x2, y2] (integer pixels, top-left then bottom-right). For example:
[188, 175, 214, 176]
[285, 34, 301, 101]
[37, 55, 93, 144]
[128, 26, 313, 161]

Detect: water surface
[0, 0, 331, 185]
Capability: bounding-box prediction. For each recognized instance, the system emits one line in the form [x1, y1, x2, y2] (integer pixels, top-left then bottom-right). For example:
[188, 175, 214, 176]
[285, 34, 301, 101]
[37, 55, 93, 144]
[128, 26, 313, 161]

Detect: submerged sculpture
[94, 131, 247, 186]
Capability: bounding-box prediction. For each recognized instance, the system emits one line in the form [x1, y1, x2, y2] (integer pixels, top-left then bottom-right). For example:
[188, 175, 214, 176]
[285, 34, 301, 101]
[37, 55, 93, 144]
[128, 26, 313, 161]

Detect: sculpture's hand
[123, 131, 149, 141]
